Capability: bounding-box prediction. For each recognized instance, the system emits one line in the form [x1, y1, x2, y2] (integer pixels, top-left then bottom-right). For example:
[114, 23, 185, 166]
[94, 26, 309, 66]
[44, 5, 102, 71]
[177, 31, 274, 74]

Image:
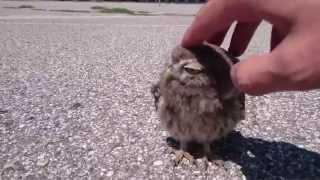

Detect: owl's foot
[202, 143, 219, 170]
[166, 138, 199, 167]
[203, 143, 224, 169]
[173, 150, 196, 166]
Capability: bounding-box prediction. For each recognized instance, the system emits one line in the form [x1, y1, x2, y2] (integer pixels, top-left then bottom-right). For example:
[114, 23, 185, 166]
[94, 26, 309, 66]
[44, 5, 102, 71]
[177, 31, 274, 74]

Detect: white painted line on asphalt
[0, 15, 191, 19]
[0, 21, 188, 28]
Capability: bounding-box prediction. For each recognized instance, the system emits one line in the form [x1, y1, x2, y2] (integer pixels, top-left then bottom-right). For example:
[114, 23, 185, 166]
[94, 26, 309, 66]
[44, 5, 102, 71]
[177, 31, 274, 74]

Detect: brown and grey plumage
[151, 43, 245, 166]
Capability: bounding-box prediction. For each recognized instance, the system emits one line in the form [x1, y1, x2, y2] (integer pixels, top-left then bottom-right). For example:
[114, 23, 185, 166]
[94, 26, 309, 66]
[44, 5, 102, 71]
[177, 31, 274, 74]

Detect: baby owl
[151, 43, 245, 166]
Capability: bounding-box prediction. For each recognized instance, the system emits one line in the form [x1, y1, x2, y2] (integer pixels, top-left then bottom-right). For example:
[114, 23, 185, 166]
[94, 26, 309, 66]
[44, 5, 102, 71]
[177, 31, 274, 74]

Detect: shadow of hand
[214, 131, 320, 179]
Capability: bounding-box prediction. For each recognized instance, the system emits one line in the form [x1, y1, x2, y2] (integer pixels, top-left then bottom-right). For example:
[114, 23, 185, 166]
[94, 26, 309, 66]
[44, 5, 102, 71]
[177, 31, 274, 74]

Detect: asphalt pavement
[1, 1, 320, 179]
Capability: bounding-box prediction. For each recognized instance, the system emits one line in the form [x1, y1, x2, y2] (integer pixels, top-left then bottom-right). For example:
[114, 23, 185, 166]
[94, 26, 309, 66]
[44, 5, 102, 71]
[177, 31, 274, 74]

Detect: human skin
[182, 0, 320, 95]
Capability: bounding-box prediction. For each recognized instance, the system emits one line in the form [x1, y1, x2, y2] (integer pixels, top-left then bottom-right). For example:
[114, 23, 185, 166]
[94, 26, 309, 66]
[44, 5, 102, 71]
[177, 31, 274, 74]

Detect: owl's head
[163, 44, 239, 98]
[164, 50, 211, 88]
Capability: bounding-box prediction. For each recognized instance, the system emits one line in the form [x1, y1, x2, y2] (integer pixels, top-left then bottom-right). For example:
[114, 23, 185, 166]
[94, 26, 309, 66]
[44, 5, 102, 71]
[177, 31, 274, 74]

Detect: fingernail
[196, 2, 207, 17]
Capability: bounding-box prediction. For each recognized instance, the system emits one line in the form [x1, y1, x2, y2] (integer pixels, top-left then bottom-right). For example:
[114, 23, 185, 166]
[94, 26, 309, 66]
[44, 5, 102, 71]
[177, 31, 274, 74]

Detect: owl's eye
[184, 67, 202, 75]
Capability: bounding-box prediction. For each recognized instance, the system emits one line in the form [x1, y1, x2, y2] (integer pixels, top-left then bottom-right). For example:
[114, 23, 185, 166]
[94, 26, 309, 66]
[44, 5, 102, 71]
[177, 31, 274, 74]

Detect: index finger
[181, 0, 257, 47]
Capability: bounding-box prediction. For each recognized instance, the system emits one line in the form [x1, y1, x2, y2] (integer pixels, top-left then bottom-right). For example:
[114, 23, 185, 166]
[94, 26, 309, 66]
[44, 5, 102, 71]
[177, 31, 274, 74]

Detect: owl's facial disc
[183, 61, 204, 75]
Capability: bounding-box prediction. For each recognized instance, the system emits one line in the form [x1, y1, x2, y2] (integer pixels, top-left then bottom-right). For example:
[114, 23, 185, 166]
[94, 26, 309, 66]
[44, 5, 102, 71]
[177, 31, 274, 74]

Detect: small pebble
[70, 103, 82, 110]
[106, 171, 114, 177]
[242, 175, 247, 180]
[193, 170, 201, 174]
[4, 120, 14, 127]
[0, 109, 9, 114]
[37, 154, 49, 167]
[119, 109, 125, 115]
[153, 160, 163, 166]
[247, 150, 255, 158]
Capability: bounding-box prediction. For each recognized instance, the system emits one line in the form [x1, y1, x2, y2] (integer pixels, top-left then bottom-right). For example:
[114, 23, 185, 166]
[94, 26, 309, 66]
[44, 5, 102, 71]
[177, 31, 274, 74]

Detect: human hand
[182, 0, 320, 95]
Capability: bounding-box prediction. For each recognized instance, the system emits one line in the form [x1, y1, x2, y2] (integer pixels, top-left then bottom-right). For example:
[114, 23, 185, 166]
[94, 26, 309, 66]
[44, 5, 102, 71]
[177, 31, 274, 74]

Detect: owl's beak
[164, 67, 173, 81]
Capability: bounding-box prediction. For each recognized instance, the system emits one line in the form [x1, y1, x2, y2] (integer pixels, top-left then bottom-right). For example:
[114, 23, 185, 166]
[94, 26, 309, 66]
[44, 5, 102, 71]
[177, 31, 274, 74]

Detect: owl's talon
[203, 156, 209, 170]
[213, 159, 224, 167]
[173, 150, 196, 166]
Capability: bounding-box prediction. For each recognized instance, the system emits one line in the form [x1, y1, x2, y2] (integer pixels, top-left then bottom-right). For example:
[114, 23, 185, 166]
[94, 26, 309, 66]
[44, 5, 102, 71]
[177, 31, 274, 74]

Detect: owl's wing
[236, 92, 246, 120]
[151, 82, 161, 111]
[222, 92, 245, 121]
[238, 93, 245, 118]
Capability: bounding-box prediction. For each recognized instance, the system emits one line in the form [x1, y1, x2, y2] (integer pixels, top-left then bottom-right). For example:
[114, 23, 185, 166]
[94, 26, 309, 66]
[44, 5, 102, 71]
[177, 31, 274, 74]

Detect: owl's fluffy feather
[152, 44, 244, 147]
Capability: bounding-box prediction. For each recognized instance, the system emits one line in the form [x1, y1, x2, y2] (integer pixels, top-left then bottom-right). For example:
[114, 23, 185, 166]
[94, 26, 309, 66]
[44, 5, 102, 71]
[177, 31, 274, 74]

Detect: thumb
[231, 53, 284, 95]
